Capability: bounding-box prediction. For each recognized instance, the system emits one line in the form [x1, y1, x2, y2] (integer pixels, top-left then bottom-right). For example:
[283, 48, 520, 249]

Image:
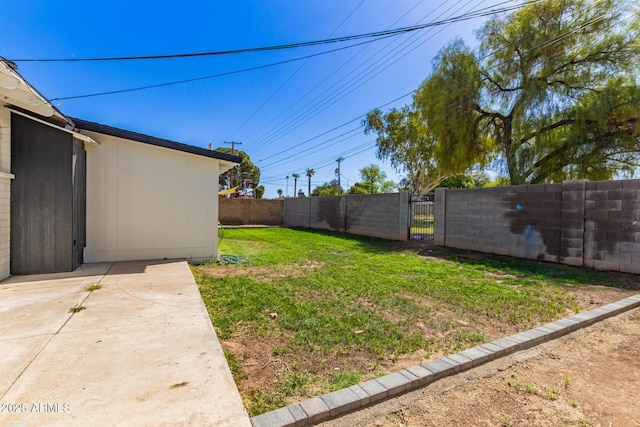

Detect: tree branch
[473, 103, 507, 121]
[481, 71, 521, 92]
[519, 119, 576, 144]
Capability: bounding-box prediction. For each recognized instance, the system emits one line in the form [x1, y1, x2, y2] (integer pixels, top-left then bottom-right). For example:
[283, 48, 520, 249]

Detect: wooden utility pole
[224, 141, 242, 190]
[336, 157, 344, 195]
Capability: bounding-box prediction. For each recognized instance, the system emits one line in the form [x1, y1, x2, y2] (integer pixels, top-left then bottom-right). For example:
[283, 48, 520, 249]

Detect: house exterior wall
[82, 131, 220, 264]
[0, 107, 12, 279]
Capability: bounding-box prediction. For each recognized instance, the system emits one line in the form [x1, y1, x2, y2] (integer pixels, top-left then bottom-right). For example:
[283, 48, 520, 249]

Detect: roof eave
[71, 117, 242, 164]
[0, 57, 71, 127]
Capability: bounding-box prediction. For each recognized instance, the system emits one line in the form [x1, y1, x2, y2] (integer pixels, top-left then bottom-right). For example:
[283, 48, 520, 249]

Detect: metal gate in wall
[408, 193, 435, 243]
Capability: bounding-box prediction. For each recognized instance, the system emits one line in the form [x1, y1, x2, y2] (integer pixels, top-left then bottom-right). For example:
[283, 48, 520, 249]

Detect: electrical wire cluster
[11, 0, 633, 193]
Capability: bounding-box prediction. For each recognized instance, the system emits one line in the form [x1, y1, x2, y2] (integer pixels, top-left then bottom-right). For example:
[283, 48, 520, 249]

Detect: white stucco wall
[82, 131, 221, 264]
[0, 108, 12, 279]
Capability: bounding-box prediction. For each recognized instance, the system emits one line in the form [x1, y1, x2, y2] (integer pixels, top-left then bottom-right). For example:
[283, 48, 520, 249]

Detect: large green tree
[416, 0, 640, 184]
[364, 106, 455, 193]
[216, 148, 260, 194]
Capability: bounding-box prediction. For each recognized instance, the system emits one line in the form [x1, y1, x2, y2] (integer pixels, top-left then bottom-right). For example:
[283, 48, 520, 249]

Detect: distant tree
[277, 189, 283, 198]
[285, 175, 290, 197]
[216, 148, 260, 194]
[364, 107, 454, 194]
[292, 173, 300, 198]
[348, 179, 397, 194]
[358, 164, 392, 194]
[483, 176, 511, 188]
[306, 168, 315, 197]
[254, 185, 265, 199]
[380, 180, 397, 193]
[471, 172, 491, 188]
[438, 175, 475, 189]
[311, 180, 341, 197]
[437, 173, 494, 189]
[347, 182, 369, 194]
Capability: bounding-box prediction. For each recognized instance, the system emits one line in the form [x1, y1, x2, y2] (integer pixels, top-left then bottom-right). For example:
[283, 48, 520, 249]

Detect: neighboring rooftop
[71, 117, 243, 164]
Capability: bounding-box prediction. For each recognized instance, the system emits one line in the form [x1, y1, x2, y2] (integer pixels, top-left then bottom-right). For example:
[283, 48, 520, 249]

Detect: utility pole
[224, 141, 242, 191]
[336, 157, 344, 195]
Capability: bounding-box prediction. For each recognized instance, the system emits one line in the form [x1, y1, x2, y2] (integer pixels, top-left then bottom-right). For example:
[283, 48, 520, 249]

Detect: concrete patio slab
[0, 335, 51, 397]
[0, 260, 251, 427]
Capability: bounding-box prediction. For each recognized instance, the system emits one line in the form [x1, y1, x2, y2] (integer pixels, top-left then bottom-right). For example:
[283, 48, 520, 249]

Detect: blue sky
[2, 0, 511, 198]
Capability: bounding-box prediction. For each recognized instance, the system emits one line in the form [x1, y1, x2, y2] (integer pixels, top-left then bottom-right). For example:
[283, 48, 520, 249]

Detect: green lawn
[192, 227, 626, 415]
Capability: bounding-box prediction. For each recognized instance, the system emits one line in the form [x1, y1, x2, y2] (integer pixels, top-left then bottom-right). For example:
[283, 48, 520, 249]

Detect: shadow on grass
[286, 227, 397, 254]
[419, 246, 638, 290]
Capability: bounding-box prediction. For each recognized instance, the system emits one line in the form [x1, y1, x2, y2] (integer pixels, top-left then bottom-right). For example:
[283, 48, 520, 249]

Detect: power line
[225, 0, 368, 141]
[10, 1, 545, 63]
[255, 89, 415, 167]
[258, 126, 361, 169]
[245, 0, 445, 151]
[260, 139, 377, 183]
[253, 0, 490, 165]
[251, 0, 480, 152]
[258, 0, 628, 181]
[247, 0, 512, 151]
[49, 36, 396, 101]
[47, 1, 543, 102]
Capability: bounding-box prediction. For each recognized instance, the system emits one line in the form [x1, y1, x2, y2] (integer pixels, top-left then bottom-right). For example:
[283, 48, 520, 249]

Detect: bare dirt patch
[202, 261, 322, 282]
[223, 337, 288, 392]
[320, 307, 640, 427]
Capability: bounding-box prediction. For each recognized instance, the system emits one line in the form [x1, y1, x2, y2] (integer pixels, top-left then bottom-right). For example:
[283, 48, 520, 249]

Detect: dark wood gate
[10, 113, 86, 274]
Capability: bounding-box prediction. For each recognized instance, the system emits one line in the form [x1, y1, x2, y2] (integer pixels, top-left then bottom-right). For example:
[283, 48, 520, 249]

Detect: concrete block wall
[346, 192, 409, 241]
[309, 196, 346, 232]
[434, 179, 640, 273]
[0, 108, 12, 279]
[283, 192, 410, 241]
[436, 184, 562, 260]
[584, 179, 640, 274]
[284, 197, 311, 227]
[219, 198, 284, 225]
[561, 180, 587, 266]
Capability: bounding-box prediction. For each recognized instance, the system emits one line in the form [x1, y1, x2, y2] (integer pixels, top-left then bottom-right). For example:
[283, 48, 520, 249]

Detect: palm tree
[285, 175, 289, 197]
[306, 168, 315, 197]
[277, 189, 283, 198]
[292, 173, 300, 197]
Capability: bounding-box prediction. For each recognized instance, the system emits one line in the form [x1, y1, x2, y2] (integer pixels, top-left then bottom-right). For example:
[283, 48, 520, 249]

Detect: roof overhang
[8, 107, 99, 147]
[0, 58, 63, 119]
[219, 160, 239, 174]
[71, 117, 243, 165]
